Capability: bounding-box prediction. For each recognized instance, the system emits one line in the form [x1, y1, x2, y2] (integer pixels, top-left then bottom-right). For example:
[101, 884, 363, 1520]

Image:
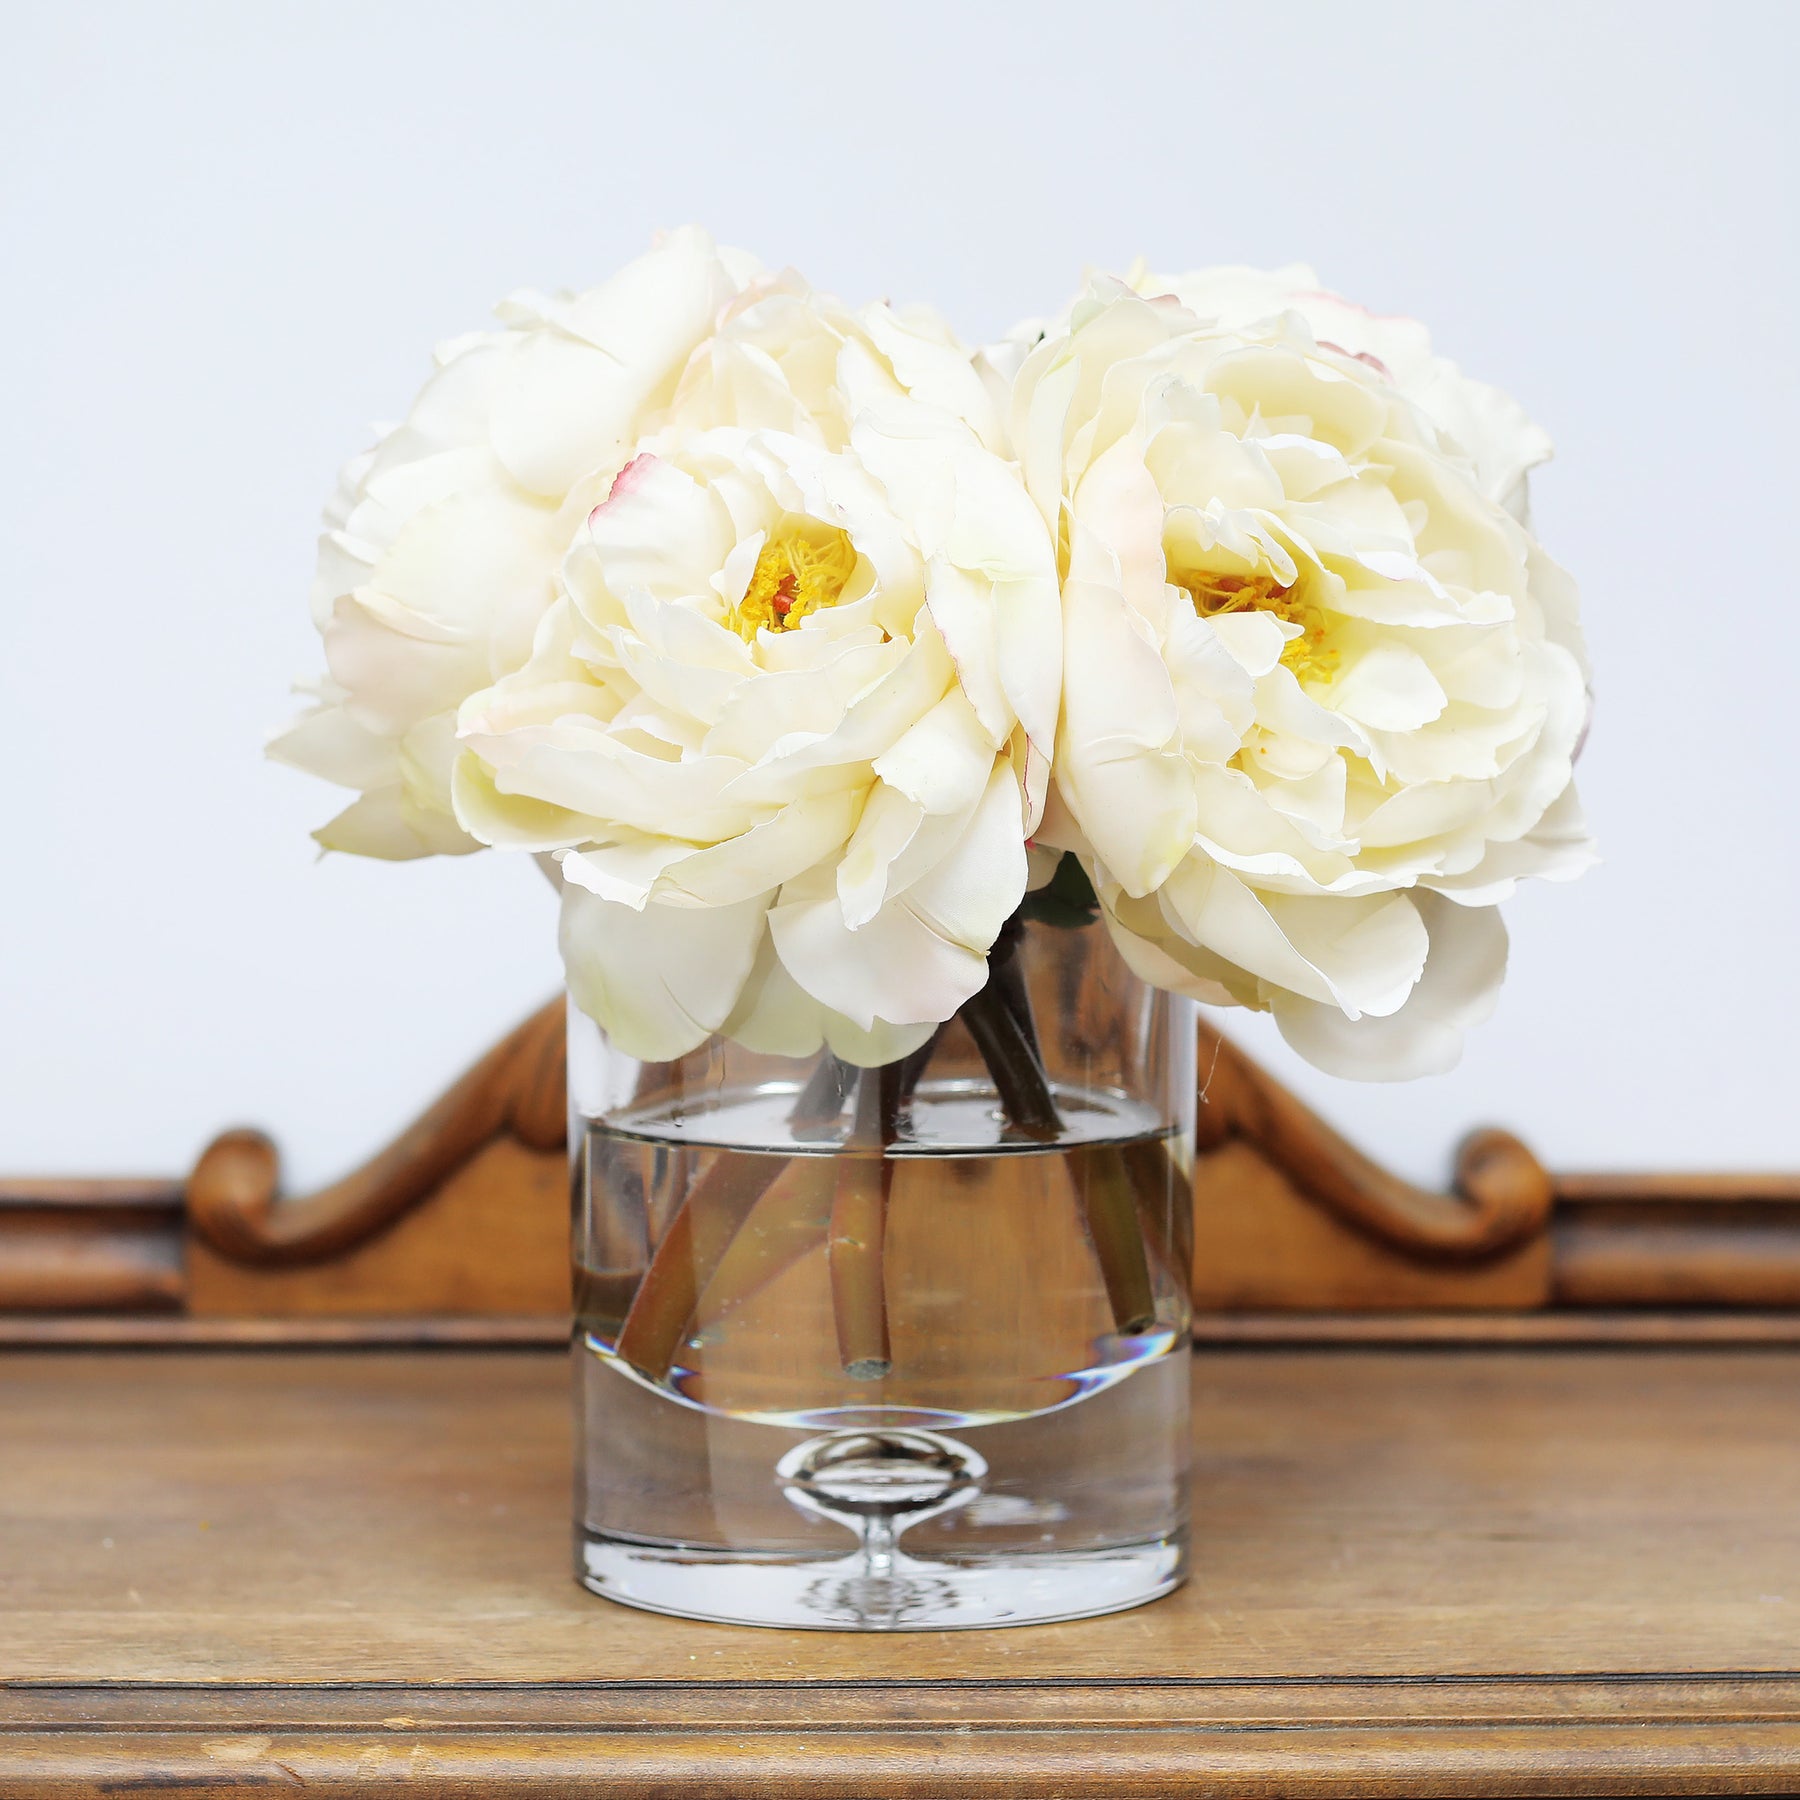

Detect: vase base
[576, 1531, 1185, 1631]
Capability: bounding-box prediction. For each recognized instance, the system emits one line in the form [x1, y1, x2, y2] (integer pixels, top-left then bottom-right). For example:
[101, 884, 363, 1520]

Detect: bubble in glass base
[576, 1531, 1186, 1632]
[575, 1354, 1189, 1631]
[774, 1428, 984, 1626]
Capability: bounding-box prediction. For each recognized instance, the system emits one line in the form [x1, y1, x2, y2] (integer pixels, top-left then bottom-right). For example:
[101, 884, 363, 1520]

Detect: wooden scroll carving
[185, 1003, 1553, 1269]
[1191, 1022, 1553, 1260]
[187, 1002, 565, 1267]
[3, 994, 1797, 1331]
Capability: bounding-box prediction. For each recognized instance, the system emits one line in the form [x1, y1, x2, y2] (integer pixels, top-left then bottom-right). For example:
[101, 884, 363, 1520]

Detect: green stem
[893, 1026, 943, 1122]
[973, 913, 1160, 1335]
[959, 981, 1062, 1141]
[790, 1054, 857, 1140]
[1120, 1136, 1191, 1291]
[1068, 1144, 1159, 1335]
[988, 915, 1037, 1042]
[828, 1062, 900, 1379]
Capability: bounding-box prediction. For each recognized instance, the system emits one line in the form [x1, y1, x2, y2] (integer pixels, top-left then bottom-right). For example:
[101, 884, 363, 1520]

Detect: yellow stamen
[732, 518, 859, 640]
[1175, 567, 1340, 686]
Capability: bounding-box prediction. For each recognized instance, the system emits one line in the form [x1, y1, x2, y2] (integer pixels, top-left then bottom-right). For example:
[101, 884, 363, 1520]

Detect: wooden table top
[3, 1346, 1797, 1795]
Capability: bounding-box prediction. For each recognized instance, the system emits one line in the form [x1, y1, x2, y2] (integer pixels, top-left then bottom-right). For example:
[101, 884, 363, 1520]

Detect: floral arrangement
[277, 228, 1593, 1084]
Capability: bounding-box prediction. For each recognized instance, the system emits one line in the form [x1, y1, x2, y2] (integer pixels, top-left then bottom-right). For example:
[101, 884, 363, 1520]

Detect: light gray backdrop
[3, 0, 1794, 1187]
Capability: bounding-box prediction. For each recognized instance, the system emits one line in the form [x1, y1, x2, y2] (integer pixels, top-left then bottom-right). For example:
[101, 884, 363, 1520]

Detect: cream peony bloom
[455, 311, 1061, 1063]
[270, 227, 760, 858]
[1011, 270, 1595, 1079]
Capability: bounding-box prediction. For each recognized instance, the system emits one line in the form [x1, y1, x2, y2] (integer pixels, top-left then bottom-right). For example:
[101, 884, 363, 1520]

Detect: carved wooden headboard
[6, 1000, 1797, 1344]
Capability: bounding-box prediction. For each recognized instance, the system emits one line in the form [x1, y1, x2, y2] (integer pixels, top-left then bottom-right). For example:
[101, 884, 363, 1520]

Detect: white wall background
[3, 0, 1795, 1189]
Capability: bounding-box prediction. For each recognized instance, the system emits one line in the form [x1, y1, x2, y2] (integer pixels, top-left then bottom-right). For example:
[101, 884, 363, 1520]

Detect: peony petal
[704, 636, 896, 765]
[770, 763, 1026, 1030]
[769, 870, 987, 1030]
[724, 932, 937, 1067]
[314, 783, 479, 860]
[836, 783, 926, 930]
[1427, 783, 1598, 904]
[557, 838, 691, 906]
[490, 231, 740, 496]
[560, 884, 769, 1062]
[920, 558, 1010, 746]
[1271, 892, 1507, 1079]
[872, 688, 995, 814]
[651, 788, 862, 909]
[582, 454, 739, 608]
[362, 485, 558, 644]
[900, 758, 1031, 950]
[1255, 887, 1430, 1018]
[1094, 873, 1253, 1010]
[451, 751, 608, 852]
[268, 699, 396, 792]
[323, 593, 491, 739]
[1203, 610, 1293, 681]
[1073, 436, 1170, 620]
[1056, 572, 1197, 897]
[860, 301, 1004, 451]
[1320, 636, 1448, 733]
[1158, 859, 1427, 1017]
[466, 717, 759, 843]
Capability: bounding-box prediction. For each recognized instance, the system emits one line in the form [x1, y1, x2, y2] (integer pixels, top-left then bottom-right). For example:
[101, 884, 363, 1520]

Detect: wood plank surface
[2, 1347, 1797, 1794]
[14, 1309, 1800, 1348]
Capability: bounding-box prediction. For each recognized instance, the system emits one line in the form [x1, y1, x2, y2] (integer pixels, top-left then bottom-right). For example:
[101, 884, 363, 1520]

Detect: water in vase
[573, 1072, 1193, 1630]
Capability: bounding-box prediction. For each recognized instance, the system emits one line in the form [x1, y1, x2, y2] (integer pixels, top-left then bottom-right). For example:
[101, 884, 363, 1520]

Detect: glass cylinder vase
[570, 914, 1196, 1630]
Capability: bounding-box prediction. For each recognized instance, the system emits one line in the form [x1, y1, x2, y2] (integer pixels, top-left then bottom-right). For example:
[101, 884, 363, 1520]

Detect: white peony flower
[667, 266, 1008, 458]
[1010, 270, 1595, 1079]
[270, 227, 760, 858]
[454, 299, 1061, 1064]
[1127, 263, 1558, 525]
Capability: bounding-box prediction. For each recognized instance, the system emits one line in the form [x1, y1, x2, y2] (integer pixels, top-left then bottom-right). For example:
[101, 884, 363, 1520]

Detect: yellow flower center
[1176, 567, 1341, 686]
[732, 519, 859, 640]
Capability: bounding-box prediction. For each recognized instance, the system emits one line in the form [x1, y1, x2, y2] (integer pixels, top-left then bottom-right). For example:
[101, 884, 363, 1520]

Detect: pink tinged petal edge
[591, 452, 661, 521]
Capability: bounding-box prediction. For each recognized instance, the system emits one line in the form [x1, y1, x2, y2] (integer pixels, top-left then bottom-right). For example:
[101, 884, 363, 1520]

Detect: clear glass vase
[570, 914, 1196, 1630]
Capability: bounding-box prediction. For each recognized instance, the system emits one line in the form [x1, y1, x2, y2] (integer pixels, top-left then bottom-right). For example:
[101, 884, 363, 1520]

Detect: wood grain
[1190, 1309, 1800, 1345]
[5, 1346, 1797, 1792]
[1, 1685, 1796, 1797]
[0, 1349, 1792, 1681]
[14, 1308, 1800, 1348]
[0, 1312, 568, 1346]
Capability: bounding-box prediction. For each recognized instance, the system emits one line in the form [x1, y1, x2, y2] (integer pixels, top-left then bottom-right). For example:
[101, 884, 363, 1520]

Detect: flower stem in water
[828, 1063, 900, 1380]
[1068, 1144, 1159, 1334]
[790, 1054, 857, 1140]
[958, 982, 1061, 1141]
[689, 1155, 836, 1332]
[960, 927, 1161, 1335]
[1121, 1136, 1190, 1289]
[614, 1149, 788, 1384]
